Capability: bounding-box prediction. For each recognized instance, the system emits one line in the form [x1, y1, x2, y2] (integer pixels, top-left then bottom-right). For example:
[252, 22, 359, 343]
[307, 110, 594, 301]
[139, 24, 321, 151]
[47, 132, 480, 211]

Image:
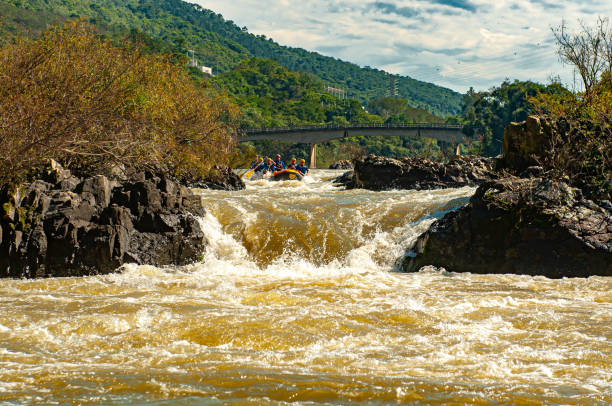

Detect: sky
[196, 1, 612, 93]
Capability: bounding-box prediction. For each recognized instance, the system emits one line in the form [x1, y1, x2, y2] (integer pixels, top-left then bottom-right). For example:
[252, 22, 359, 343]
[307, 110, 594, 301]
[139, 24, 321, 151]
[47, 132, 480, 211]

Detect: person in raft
[273, 154, 285, 171]
[251, 156, 264, 170]
[262, 157, 275, 173]
[287, 158, 297, 170]
[253, 156, 267, 173]
[296, 159, 309, 176]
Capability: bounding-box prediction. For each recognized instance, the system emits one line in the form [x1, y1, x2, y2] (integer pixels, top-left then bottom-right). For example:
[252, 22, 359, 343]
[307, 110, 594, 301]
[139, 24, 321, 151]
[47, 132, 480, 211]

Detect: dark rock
[349, 155, 496, 191]
[0, 162, 209, 278]
[329, 160, 354, 170]
[520, 166, 545, 178]
[600, 200, 612, 213]
[77, 175, 112, 208]
[333, 170, 354, 186]
[502, 116, 550, 172]
[188, 165, 245, 191]
[403, 177, 612, 278]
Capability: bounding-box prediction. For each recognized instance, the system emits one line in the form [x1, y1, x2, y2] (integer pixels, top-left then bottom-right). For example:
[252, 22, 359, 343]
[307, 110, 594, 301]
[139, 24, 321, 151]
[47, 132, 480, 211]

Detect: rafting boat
[271, 169, 304, 181]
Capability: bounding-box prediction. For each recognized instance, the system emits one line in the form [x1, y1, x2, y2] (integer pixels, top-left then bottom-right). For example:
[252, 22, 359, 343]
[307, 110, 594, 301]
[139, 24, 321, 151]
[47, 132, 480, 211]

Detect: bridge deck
[238, 123, 465, 144]
[238, 123, 466, 168]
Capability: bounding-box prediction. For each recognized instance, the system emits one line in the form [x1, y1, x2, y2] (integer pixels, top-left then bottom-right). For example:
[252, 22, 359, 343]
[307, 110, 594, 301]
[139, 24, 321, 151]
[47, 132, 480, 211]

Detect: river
[0, 170, 610, 404]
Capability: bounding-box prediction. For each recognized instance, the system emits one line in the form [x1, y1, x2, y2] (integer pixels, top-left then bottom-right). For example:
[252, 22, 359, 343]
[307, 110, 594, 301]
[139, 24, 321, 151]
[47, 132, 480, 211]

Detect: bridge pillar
[309, 143, 317, 169]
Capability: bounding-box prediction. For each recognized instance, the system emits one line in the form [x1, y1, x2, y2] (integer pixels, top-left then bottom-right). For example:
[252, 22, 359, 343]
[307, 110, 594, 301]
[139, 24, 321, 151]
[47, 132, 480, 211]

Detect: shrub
[530, 18, 612, 198]
[0, 21, 238, 183]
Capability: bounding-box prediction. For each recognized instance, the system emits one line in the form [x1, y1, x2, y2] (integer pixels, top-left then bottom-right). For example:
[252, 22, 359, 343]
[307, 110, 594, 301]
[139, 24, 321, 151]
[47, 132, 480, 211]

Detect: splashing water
[0, 170, 610, 404]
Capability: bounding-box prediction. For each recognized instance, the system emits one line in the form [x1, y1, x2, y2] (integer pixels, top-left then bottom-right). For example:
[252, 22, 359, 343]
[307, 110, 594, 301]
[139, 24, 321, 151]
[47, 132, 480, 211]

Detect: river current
[0, 170, 610, 404]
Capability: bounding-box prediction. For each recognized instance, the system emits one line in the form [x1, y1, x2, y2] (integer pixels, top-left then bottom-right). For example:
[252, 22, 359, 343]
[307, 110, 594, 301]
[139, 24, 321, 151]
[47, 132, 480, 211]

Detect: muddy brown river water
[0, 170, 610, 404]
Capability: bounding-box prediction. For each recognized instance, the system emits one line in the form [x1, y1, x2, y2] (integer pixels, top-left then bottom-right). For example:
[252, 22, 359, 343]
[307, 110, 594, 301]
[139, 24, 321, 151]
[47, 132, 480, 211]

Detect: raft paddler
[273, 154, 285, 171]
[262, 157, 275, 173]
[249, 156, 261, 169]
[296, 159, 309, 176]
[252, 156, 267, 173]
[287, 158, 297, 170]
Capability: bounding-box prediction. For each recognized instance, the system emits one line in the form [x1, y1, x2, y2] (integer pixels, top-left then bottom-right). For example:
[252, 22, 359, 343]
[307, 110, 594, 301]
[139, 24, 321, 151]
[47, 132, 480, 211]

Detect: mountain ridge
[0, 0, 463, 117]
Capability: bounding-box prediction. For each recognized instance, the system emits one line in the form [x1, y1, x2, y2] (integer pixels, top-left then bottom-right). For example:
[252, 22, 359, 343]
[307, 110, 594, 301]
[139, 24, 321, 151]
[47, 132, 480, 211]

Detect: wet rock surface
[346, 154, 497, 190]
[186, 165, 245, 191]
[0, 164, 217, 278]
[404, 177, 612, 278]
[329, 160, 354, 170]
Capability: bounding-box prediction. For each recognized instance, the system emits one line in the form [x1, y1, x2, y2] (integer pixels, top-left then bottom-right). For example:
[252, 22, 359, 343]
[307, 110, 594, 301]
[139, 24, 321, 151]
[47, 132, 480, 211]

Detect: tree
[530, 18, 612, 198]
[553, 17, 612, 95]
[0, 21, 238, 183]
[460, 80, 565, 156]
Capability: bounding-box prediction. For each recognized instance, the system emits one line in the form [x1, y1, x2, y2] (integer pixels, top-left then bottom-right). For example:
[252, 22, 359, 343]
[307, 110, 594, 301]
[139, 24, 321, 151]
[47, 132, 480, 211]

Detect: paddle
[243, 168, 255, 180]
[243, 162, 265, 180]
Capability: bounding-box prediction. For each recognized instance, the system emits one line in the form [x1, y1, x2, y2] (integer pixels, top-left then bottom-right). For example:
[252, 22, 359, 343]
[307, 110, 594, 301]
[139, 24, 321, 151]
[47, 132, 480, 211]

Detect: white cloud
[196, 0, 612, 92]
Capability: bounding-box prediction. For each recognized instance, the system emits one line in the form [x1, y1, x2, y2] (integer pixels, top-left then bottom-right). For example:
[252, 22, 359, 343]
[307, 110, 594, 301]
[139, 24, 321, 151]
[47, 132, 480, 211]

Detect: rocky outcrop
[347, 155, 496, 190]
[333, 170, 354, 186]
[329, 160, 354, 170]
[0, 164, 211, 278]
[502, 115, 551, 172]
[403, 177, 612, 278]
[187, 165, 245, 191]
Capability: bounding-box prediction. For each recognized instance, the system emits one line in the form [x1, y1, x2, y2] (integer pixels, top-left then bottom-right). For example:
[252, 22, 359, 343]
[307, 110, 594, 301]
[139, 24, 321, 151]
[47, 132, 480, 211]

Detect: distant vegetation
[212, 58, 379, 129]
[0, 22, 237, 183]
[456, 80, 568, 156]
[0, 0, 462, 117]
[7, 0, 604, 173]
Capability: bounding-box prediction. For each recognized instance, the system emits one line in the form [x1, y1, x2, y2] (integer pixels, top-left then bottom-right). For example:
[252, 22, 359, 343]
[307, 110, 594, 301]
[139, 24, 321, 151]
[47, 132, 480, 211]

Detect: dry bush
[0, 21, 238, 183]
[529, 19, 612, 198]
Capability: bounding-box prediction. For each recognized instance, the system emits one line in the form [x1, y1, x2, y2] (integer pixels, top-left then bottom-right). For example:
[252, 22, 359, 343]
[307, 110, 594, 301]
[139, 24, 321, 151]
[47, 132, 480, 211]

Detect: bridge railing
[239, 122, 463, 135]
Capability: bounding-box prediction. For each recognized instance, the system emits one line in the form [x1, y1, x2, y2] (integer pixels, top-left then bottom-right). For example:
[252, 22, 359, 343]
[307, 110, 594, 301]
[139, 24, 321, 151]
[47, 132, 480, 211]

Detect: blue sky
[196, 0, 612, 93]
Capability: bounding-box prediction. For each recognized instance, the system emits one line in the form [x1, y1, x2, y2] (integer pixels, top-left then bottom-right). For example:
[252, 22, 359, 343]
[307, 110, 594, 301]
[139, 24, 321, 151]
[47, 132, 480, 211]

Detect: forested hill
[0, 0, 463, 117]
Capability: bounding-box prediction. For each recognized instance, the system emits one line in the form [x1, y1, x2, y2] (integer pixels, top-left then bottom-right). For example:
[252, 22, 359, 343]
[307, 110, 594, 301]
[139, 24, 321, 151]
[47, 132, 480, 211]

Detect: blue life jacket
[287, 163, 297, 170]
[296, 164, 308, 175]
[253, 162, 266, 172]
[274, 160, 285, 171]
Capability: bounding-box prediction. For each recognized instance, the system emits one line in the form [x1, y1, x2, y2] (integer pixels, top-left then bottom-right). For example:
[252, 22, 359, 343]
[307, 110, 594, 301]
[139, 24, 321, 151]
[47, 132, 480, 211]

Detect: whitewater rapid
[0, 170, 610, 404]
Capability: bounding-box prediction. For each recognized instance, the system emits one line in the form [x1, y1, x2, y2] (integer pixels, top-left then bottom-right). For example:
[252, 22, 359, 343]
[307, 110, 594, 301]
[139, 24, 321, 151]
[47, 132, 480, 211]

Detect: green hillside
[0, 0, 463, 117]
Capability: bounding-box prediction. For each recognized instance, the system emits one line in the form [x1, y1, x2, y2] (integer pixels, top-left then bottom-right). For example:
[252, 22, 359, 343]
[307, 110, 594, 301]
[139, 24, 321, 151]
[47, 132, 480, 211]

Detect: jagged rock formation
[329, 160, 354, 170]
[0, 163, 219, 278]
[345, 155, 496, 190]
[403, 177, 612, 278]
[404, 115, 612, 278]
[502, 116, 551, 172]
[187, 165, 245, 191]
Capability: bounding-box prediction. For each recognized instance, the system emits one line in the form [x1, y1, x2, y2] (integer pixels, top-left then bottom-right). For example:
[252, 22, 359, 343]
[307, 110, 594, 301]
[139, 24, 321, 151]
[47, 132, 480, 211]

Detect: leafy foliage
[0, 22, 237, 183]
[459, 80, 567, 156]
[213, 58, 379, 128]
[368, 97, 444, 123]
[0, 0, 463, 117]
[530, 18, 612, 198]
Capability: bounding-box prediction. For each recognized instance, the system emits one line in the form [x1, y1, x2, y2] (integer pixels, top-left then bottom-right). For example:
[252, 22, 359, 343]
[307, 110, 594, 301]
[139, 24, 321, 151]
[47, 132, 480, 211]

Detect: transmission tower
[388, 75, 399, 98]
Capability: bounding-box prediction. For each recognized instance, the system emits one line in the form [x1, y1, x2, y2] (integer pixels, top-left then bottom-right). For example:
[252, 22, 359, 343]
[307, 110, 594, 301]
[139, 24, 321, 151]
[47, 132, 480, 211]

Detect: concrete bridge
[238, 123, 466, 168]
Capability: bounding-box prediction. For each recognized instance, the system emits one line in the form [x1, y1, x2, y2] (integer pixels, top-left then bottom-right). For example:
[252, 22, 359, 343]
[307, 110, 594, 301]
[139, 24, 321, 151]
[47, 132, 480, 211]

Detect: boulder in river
[403, 177, 612, 278]
[0, 163, 220, 278]
[186, 165, 245, 191]
[347, 154, 497, 190]
[329, 160, 354, 170]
